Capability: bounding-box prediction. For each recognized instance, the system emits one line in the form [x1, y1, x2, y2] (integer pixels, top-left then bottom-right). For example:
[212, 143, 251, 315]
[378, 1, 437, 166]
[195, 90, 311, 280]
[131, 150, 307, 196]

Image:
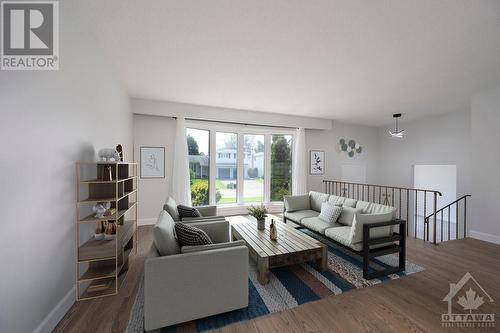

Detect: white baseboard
[33, 287, 75, 333]
[138, 218, 156, 226]
[469, 230, 500, 245]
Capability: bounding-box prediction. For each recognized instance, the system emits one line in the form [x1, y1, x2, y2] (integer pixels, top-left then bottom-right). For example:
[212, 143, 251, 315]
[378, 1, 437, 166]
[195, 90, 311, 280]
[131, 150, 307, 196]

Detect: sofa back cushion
[153, 210, 180, 256]
[337, 206, 364, 226]
[328, 195, 345, 206]
[164, 197, 181, 221]
[342, 198, 358, 208]
[309, 191, 329, 212]
[349, 211, 394, 244]
[284, 194, 310, 212]
[356, 201, 396, 218]
[318, 202, 343, 224]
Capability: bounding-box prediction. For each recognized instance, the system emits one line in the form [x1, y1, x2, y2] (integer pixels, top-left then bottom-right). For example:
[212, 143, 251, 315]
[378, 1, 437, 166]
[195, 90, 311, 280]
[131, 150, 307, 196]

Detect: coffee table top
[230, 215, 324, 258]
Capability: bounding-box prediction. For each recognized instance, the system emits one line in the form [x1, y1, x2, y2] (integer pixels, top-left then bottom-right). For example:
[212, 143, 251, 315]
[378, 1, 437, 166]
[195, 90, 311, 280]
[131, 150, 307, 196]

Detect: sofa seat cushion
[284, 194, 310, 212]
[309, 191, 330, 212]
[325, 226, 352, 247]
[302, 217, 342, 234]
[337, 206, 363, 226]
[153, 210, 180, 256]
[350, 212, 394, 244]
[285, 210, 319, 223]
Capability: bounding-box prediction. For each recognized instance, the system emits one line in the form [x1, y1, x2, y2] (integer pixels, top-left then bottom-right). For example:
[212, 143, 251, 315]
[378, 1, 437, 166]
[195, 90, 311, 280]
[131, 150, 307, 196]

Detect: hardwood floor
[55, 224, 500, 333]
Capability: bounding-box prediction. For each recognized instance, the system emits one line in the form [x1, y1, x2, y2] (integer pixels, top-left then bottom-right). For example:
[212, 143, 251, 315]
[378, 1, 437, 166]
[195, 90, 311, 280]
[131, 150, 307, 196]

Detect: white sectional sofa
[284, 191, 406, 279]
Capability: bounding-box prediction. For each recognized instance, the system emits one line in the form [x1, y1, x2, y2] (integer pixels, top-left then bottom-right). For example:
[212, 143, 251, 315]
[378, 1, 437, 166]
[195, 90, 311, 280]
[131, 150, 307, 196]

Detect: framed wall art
[140, 146, 165, 178]
[310, 150, 325, 175]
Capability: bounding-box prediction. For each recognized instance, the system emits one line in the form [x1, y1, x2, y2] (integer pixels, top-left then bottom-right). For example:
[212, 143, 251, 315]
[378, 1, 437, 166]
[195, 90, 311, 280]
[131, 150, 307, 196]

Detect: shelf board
[78, 220, 136, 262]
[78, 202, 137, 223]
[78, 190, 137, 204]
[79, 277, 117, 300]
[79, 263, 117, 282]
[80, 176, 136, 184]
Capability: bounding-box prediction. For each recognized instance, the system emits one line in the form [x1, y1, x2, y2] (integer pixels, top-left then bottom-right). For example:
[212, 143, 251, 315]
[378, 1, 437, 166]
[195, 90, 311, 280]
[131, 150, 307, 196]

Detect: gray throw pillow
[318, 202, 342, 224]
[153, 210, 180, 256]
[337, 206, 364, 226]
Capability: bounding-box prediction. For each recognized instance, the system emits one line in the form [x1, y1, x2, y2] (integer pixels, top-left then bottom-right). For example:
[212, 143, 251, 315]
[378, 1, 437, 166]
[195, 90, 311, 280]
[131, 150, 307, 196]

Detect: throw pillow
[177, 204, 202, 219]
[337, 206, 364, 226]
[318, 202, 342, 224]
[153, 210, 180, 256]
[174, 222, 213, 246]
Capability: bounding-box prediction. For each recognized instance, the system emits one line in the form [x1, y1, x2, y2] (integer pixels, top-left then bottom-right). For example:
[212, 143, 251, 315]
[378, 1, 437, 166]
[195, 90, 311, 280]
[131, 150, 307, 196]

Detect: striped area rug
[127, 229, 424, 333]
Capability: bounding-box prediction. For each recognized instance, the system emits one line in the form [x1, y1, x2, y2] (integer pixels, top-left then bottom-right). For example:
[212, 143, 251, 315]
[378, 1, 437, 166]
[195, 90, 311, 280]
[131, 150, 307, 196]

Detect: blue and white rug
[127, 229, 424, 333]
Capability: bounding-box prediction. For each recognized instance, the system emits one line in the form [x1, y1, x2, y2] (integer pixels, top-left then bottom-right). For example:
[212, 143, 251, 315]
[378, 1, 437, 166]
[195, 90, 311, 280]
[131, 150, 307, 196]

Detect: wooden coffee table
[231, 216, 327, 284]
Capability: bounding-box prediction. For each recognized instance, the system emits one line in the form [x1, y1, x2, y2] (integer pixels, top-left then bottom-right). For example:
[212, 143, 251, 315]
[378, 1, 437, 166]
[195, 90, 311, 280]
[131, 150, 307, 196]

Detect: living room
[1, 1, 499, 332]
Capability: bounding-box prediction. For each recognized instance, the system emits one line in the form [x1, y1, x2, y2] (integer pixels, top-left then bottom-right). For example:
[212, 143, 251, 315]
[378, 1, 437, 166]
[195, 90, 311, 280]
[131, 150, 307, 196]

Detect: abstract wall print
[310, 150, 325, 175]
[140, 146, 165, 178]
[336, 139, 362, 158]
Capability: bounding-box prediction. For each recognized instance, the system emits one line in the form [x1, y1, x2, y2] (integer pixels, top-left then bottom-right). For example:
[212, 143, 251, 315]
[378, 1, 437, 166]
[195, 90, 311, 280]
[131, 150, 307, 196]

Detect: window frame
[186, 121, 295, 207]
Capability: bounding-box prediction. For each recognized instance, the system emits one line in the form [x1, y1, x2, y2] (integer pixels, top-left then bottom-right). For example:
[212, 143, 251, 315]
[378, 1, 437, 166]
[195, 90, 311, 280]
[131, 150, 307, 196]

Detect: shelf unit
[75, 162, 138, 301]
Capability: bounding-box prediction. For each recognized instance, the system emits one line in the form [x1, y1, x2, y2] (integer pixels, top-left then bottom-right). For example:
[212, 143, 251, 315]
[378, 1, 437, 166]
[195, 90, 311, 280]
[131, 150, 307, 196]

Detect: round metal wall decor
[337, 138, 362, 158]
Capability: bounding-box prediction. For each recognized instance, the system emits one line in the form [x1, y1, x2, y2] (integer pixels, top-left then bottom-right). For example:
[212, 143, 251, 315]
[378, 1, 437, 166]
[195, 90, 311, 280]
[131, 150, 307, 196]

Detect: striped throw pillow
[318, 202, 343, 224]
[177, 204, 202, 219]
[174, 222, 213, 246]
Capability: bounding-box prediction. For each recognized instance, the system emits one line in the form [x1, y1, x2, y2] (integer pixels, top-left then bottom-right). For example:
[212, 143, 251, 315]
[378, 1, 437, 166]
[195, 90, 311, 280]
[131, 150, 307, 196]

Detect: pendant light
[389, 113, 405, 138]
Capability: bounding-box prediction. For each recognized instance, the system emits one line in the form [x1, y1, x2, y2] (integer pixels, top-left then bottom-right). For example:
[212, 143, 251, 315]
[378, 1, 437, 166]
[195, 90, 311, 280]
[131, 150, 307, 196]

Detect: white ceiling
[81, 0, 500, 126]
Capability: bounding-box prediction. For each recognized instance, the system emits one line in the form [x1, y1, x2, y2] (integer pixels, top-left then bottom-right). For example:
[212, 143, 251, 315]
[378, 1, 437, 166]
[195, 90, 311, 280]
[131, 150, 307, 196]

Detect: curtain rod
[174, 116, 299, 130]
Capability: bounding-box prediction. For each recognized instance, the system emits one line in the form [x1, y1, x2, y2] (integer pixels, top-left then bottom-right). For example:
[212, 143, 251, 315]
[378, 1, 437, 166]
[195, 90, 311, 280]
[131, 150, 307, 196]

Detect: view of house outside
[187, 129, 293, 205]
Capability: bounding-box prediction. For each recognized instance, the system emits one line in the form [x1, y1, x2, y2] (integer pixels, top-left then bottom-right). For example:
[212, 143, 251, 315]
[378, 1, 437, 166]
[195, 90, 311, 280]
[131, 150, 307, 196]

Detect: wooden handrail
[424, 195, 471, 221]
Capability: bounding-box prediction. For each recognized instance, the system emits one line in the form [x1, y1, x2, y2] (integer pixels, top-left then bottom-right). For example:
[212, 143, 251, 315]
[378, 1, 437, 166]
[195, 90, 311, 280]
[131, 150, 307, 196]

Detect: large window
[186, 123, 293, 206]
[270, 135, 292, 201]
[243, 134, 265, 203]
[187, 128, 210, 206]
[216, 132, 237, 204]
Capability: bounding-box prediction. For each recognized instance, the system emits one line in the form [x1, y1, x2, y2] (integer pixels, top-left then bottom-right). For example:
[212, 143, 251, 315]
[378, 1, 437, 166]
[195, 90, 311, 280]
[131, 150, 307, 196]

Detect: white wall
[306, 122, 379, 192]
[0, 1, 132, 332]
[470, 85, 500, 244]
[376, 110, 472, 198]
[134, 115, 176, 224]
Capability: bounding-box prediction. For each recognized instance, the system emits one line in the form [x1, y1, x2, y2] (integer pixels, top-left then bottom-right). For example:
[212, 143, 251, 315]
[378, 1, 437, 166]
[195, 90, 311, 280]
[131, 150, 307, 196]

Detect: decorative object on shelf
[310, 150, 325, 175]
[101, 164, 113, 181]
[270, 219, 278, 241]
[389, 113, 405, 138]
[104, 221, 117, 240]
[93, 202, 111, 218]
[336, 138, 362, 158]
[116, 144, 124, 162]
[140, 146, 165, 178]
[98, 148, 121, 162]
[94, 221, 105, 240]
[247, 203, 268, 230]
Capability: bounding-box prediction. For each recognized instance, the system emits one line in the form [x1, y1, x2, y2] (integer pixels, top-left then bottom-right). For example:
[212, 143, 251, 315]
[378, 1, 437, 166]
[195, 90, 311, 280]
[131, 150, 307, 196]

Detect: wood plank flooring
[55, 223, 500, 333]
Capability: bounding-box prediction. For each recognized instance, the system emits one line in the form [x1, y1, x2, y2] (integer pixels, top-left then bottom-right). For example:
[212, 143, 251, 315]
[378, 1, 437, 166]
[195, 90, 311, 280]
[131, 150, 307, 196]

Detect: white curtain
[171, 117, 192, 206]
[292, 128, 308, 195]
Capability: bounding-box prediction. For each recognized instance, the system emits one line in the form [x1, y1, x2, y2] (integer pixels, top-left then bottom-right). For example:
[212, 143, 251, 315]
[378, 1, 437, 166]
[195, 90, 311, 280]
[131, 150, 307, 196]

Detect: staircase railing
[424, 195, 471, 242]
[323, 180, 442, 244]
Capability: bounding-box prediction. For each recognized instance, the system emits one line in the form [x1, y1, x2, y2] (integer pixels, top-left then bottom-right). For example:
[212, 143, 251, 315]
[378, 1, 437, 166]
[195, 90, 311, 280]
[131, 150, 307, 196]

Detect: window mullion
[264, 134, 271, 204]
[209, 130, 216, 205]
[237, 132, 245, 204]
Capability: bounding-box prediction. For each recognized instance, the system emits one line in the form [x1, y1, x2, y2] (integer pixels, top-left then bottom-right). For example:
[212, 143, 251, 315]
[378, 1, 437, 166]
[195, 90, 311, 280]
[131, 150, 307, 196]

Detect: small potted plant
[248, 203, 268, 230]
